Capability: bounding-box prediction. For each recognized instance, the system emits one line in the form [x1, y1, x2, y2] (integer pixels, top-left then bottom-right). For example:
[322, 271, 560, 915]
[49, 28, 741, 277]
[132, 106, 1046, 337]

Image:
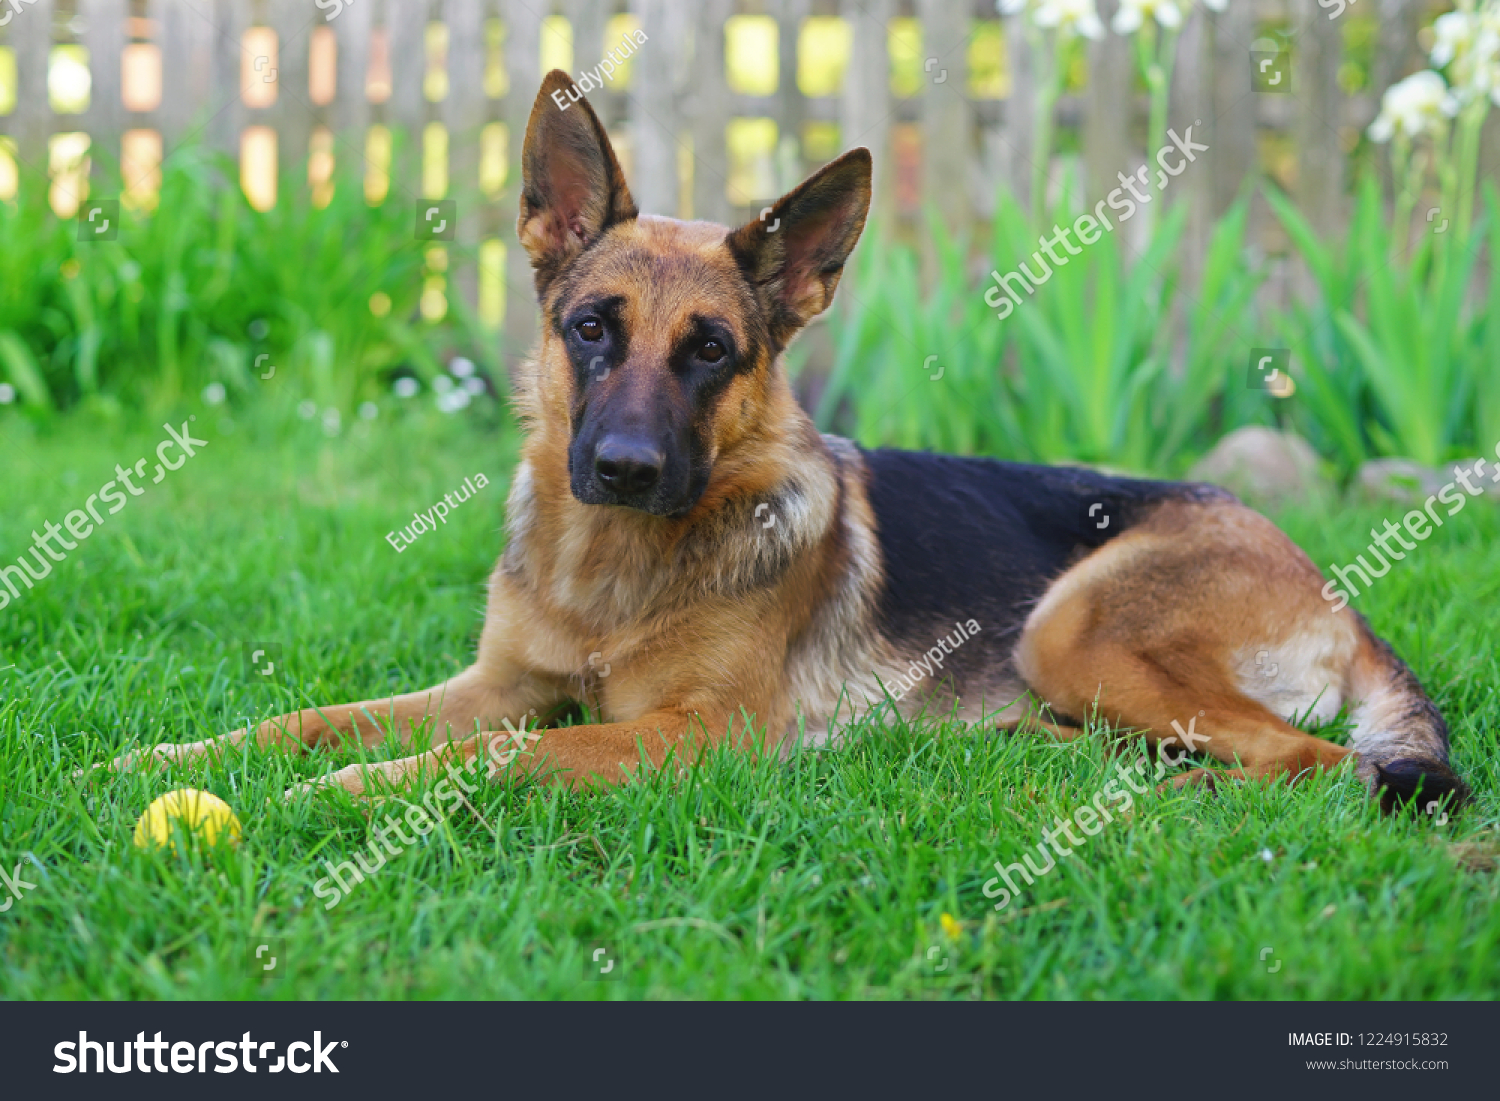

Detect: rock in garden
[1354, 457, 1500, 504]
[1188, 426, 1331, 508]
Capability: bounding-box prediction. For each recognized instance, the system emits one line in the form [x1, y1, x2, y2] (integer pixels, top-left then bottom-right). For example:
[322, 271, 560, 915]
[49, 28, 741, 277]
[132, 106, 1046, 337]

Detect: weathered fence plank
[82, 0, 126, 170]
[630, 0, 681, 218]
[12, 0, 54, 177]
[1084, 0, 1132, 211]
[446, 0, 484, 310]
[1293, 0, 1346, 237]
[688, 0, 735, 224]
[502, 0, 545, 356]
[916, 0, 970, 239]
[1208, 0, 1257, 221]
[997, 5, 1034, 214]
[270, 0, 313, 182]
[841, 0, 894, 224]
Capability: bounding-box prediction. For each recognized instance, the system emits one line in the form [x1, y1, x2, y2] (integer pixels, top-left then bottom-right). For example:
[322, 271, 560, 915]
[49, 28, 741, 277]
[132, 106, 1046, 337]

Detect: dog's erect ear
[518, 70, 638, 295]
[725, 147, 872, 349]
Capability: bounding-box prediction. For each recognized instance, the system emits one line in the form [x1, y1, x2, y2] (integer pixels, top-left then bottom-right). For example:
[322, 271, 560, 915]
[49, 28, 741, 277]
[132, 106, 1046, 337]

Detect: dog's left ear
[518, 70, 638, 296]
[726, 147, 872, 349]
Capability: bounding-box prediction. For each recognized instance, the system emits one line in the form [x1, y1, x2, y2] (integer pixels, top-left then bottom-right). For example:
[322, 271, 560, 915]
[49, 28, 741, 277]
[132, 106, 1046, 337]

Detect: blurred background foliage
[2, 140, 1495, 480]
[0, 0, 1496, 483]
[0, 141, 499, 424]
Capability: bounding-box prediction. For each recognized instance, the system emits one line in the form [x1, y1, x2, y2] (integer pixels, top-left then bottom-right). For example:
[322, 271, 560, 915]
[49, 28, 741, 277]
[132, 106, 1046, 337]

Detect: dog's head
[518, 70, 871, 519]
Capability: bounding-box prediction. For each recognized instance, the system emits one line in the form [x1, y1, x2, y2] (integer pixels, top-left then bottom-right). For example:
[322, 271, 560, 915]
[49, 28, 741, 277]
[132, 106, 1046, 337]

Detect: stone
[1355, 457, 1500, 504]
[1188, 426, 1332, 509]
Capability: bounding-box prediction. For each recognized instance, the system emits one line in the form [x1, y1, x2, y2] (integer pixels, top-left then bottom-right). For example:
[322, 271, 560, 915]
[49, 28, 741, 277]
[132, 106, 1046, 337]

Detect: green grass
[1, 405, 1497, 999]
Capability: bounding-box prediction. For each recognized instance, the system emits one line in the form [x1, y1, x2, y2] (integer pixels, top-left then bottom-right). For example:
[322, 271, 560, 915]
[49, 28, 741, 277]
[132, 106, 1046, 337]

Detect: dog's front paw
[80, 740, 210, 778]
[1159, 767, 1224, 795]
[283, 763, 370, 802]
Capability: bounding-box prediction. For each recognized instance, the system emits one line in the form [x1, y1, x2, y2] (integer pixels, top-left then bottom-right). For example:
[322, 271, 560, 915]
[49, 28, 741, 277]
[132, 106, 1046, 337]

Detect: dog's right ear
[518, 70, 638, 296]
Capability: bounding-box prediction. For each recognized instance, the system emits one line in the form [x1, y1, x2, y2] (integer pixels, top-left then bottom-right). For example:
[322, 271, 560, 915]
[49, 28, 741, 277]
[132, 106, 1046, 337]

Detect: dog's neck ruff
[499, 438, 842, 633]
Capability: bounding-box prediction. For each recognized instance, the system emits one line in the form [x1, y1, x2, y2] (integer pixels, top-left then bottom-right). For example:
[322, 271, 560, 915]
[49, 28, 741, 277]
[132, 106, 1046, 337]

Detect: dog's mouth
[576, 484, 695, 518]
[569, 479, 703, 519]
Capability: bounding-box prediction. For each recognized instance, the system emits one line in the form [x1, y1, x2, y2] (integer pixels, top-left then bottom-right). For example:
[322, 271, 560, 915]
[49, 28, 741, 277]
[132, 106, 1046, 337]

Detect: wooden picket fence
[0, 0, 1480, 358]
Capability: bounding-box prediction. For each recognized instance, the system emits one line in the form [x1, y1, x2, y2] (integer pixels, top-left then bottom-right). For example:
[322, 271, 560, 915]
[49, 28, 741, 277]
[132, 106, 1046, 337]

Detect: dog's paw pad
[283, 767, 369, 802]
[281, 780, 325, 802]
[84, 742, 197, 777]
[1161, 768, 1223, 795]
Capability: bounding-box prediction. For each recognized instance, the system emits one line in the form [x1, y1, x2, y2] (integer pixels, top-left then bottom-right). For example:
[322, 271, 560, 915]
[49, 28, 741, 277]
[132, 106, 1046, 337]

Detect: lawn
[1, 403, 1497, 999]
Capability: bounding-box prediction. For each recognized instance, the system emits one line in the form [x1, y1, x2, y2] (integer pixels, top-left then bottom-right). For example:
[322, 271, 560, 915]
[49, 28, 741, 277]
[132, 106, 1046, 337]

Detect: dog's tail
[1346, 619, 1470, 814]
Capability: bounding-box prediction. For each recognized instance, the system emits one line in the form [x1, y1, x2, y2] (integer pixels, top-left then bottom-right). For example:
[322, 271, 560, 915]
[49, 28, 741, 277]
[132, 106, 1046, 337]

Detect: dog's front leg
[287, 709, 730, 799]
[97, 660, 566, 774]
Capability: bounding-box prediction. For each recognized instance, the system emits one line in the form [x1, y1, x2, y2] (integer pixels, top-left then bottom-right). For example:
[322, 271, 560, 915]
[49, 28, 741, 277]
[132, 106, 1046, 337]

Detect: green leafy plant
[994, 189, 1181, 469]
[0, 137, 480, 416]
[1270, 174, 1493, 471]
[1263, 184, 1374, 472]
[816, 214, 1010, 457]
[1333, 209, 1482, 468]
[999, 189, 1261, 473]
[1476, 185, 1500, 452]
[0, 185, 69, 410]
[819, 183, 1260, 476]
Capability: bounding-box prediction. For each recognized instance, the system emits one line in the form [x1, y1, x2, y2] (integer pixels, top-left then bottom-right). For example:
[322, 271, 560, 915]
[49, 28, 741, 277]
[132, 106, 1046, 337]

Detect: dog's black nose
[594, 438, 663, 496]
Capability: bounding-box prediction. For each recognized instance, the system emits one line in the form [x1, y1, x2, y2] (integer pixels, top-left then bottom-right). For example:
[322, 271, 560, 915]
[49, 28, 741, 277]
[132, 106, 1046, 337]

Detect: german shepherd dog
[109, 72, 1468, 814]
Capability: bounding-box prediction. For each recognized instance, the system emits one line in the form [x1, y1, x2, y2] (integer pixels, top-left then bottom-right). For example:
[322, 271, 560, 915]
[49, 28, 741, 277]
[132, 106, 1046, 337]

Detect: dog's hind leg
[1020, 623, 1351, 790]
[1014, 497, 1468, 808]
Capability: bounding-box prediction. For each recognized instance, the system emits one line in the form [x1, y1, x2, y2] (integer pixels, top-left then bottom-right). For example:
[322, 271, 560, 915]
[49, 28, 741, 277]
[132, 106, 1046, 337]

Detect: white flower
[1431, 11, 1476, 68]
[1034, 0, 1105, 39]
[1429, 4, 1500, 106]
[1113, 0, 1183, 34]
[1000, 0, 1104, 39]
[436, 389, 471, 414]
[1368, 70, 1455, 142]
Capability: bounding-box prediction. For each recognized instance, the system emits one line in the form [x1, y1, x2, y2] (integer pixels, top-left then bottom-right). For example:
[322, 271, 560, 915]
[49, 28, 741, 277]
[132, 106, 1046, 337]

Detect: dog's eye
[576, 318, 604, 342]
[699, 340, 726, 364]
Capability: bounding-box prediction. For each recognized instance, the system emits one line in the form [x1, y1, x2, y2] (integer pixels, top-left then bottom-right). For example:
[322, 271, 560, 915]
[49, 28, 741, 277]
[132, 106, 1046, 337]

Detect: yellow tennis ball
[133, 789, 242, 852]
